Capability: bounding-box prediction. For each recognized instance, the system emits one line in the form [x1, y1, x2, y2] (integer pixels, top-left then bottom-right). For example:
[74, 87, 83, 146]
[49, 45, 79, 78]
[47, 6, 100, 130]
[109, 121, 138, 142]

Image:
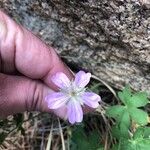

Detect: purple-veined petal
[67, 100, 83, 124]
[51, 72, 70, 89]
[74, 71, 91, 88]
[82, 92, 101, 108]
[45, 92, 69, 109]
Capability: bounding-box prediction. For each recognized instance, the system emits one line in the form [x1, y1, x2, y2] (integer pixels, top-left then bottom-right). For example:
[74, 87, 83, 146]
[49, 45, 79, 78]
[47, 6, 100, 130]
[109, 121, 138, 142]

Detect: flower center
[70, 91, 77, 97]
[61, 82, 85, 103]
[68, 87, 85, 100]
[70, 91, 76, 96]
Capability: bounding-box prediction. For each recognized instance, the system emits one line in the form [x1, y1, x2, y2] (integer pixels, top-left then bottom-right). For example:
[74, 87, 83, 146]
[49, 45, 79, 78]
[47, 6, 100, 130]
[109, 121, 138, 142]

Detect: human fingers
[0, 10, 73, 90]
[0, 73, 67, 118]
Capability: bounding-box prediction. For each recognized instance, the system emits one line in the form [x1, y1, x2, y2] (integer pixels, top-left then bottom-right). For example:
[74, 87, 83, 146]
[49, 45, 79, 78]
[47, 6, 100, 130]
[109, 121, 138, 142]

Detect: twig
[46, 121, 53, 150]
[58, 118, 66, 150]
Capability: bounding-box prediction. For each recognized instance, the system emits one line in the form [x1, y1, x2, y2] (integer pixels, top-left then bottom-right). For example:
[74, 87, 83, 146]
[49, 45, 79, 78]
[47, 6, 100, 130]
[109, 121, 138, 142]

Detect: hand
[0, 10, 73, 118]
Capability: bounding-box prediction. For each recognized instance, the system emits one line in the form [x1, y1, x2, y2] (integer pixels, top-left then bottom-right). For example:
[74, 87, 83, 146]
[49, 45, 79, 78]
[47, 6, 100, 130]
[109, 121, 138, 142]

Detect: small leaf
[106, 105, 125, 119]
[119, 123, 129, 138]
[137, 139, 150, 150]
[133, 127, 145, 139]
[121, 141, 134, 150]
[129, 108, 148, 125]
[143, 127, 150, 138]
[107, 106, 130, 138]
[113, 127, 150, 150]
[120, 111, 130, 127]
[114, 139, 132, 150]
[112, 124, 129, 139]
[112, 126, 121, 139]
[119, 111, 130, 137]
[133, 127, 150, 139]
[129, 92, 148, 107]
[112, 111, 130, 138]
[118, 86, 132, 105]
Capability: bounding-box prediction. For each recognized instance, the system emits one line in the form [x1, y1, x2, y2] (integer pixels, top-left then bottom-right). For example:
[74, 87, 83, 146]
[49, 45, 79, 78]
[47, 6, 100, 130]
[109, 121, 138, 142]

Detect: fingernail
[0, 20, 6, 38]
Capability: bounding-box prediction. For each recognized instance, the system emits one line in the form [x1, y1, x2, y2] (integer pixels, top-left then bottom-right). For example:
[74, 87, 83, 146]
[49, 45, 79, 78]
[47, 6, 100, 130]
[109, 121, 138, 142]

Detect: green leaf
[131, 127, 150, 150]
[133, 127, 150, 139]
[71, 126, 102, 150]
[120, 111, 130, 127]
[118, 86, 132, 105]
[133, 127, 145, 139]
[112, 126, 122, 139]
[107, 106, 130, 138]
[129, 108, 148, 125]
[119, 124, 129, 138]
[119, 111, 130, 137]
[111, 112, 130, 138]
[111, 144, 119, 150]
[129, 92, 148, 107]
[120, 141, 134, 150]
[142, 127, 150, 138]
[136, 139, 150, 150]
[112, 123, 129, 139]
[113, 139, 132, 150]
[106, 105, 125, 119]
[114, 138, 150, 150]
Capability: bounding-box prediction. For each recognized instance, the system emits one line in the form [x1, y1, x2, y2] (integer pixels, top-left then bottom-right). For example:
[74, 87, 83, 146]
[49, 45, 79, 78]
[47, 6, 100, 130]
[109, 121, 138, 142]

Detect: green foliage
[71, 126, 103, 150]
[106, 86, 150, 150]
[133, 127, 150, 139]
[106, 86, 149, 138]
[118, 86, 148, 107]
[69, 85, 149, 150]
[112, 127, 150, 150]
[129, 108, 148, 125]
[118, 85, 132, 105]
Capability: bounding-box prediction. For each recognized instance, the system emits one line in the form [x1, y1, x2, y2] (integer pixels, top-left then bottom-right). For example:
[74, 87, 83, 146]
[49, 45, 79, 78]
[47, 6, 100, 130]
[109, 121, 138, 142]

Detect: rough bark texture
[0, 0, 150, 93]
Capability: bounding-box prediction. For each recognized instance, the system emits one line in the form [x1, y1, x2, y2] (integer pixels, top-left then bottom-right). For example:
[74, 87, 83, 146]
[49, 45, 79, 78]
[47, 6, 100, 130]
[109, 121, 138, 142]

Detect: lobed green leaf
[129, 92, 149, 107]
[106, 105, 125, 119]
[129, 108, 148, 125]
[133, 127, 150, 139]
[118, 86, 132, 105]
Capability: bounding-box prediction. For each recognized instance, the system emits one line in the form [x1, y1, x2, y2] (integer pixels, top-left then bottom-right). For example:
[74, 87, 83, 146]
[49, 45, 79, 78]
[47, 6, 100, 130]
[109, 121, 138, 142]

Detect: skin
[0, 10, 73, 119]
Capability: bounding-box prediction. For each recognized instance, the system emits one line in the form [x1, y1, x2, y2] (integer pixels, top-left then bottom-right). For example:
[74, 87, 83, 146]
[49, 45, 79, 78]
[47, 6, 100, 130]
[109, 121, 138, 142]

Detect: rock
[140, 0, 150, 8]
[0, 0, 150, 93]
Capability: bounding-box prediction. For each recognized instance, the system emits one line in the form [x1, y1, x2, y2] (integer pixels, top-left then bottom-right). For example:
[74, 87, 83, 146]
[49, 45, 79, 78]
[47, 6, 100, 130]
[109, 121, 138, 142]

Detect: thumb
[0, 73, 65, 118]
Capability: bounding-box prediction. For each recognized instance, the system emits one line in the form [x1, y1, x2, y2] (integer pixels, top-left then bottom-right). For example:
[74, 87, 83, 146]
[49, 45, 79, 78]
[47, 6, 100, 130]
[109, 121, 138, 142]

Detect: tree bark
[0, 0, 150, 93]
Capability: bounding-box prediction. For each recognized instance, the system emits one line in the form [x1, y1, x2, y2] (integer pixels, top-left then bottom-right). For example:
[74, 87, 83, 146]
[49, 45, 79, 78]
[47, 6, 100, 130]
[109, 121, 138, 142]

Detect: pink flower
[45, 71, 101, 124]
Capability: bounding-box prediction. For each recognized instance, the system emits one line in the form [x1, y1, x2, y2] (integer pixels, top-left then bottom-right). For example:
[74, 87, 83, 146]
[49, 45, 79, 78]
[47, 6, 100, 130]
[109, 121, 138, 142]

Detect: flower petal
[45, 92, 69, 109]
[51, 72, 70, 89]
[67, 100, 83, 124]
[82, 92, 101, 108]
[74, 71, 91, 88]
